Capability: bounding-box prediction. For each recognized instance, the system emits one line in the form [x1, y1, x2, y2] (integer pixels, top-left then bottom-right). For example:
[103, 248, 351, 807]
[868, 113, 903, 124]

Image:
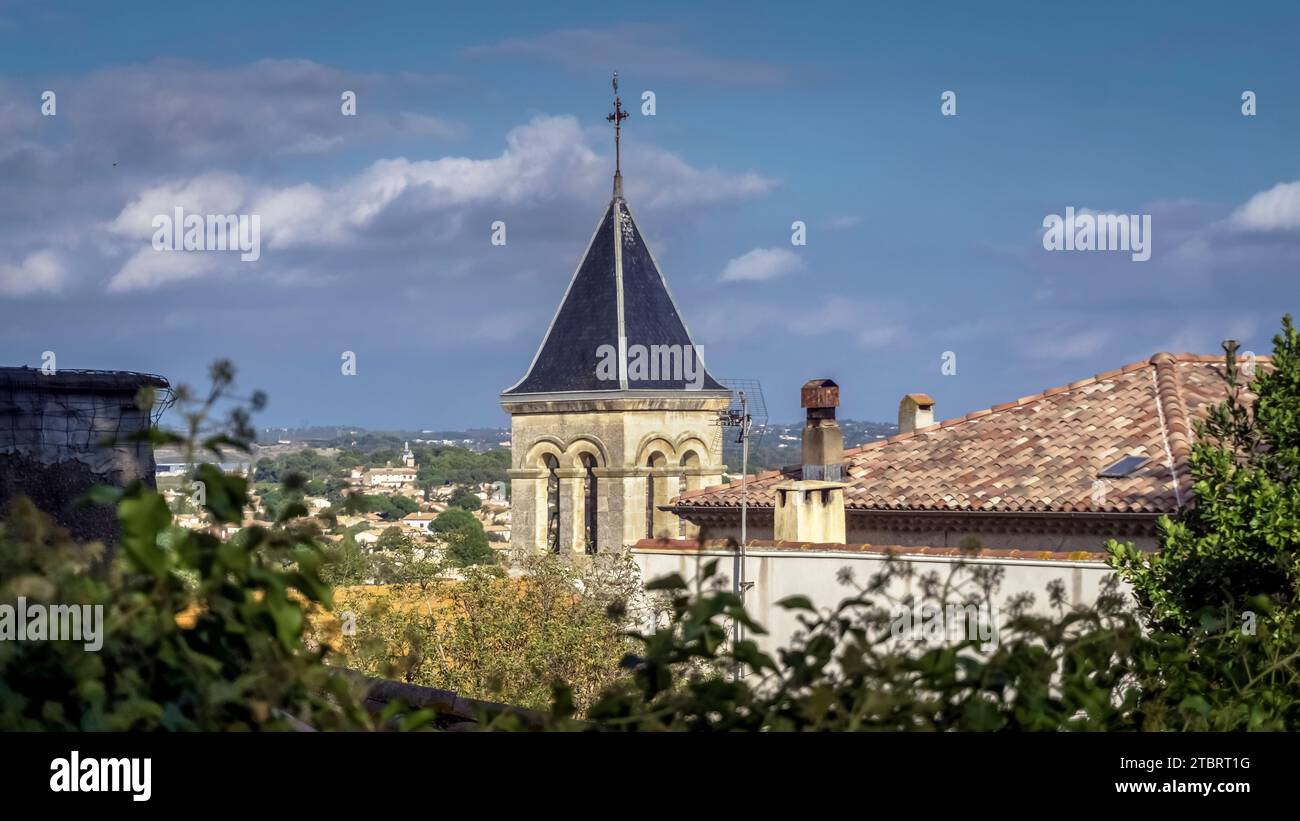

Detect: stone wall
[683, 510, 1157, 553]
[503, 393, 729, 553]
[0, 368, 168, 545]
[631, 539, 1127, 654]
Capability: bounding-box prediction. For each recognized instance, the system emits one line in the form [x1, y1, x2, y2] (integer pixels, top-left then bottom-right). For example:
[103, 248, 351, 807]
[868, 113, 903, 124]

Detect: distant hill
[733, 418, 898, 474]
[242, 420, 897, 475]
[255, 426, 511, 455]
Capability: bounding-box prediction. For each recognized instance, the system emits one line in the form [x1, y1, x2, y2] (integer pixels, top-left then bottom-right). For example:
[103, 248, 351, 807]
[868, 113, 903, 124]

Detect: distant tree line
[252, 445, 508, 497]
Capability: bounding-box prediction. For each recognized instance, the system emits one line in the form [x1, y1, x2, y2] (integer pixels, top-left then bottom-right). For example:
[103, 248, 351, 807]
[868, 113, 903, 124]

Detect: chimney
[898, 393, 935, 435]
[800, 378, 842, 481]
[774, 379, 847, 544]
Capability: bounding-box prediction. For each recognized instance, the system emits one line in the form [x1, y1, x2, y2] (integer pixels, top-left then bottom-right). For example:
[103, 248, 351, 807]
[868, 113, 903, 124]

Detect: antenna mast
[717, 389, 754, 679]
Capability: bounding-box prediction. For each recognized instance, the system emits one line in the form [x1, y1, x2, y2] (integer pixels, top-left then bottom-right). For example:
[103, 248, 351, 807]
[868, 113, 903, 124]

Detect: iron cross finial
[607, 71, 629, 186]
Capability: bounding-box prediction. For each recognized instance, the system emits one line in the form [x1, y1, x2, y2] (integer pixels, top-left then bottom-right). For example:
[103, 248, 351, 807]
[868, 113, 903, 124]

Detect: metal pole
[734, 392, 749, 678]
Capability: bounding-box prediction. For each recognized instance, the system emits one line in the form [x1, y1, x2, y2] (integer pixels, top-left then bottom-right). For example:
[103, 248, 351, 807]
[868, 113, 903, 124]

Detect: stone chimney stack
[800, 378, 843, 481]
[898, 393, 935, 435]
[774, 378, 847, 544]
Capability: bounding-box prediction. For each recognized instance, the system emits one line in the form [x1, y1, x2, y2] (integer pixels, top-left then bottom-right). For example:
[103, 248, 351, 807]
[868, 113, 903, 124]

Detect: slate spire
[502, 74, 725, 398]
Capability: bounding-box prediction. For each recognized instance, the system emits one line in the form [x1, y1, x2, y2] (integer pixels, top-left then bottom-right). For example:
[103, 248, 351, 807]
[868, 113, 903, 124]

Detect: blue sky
[1, 0, 1299, 429]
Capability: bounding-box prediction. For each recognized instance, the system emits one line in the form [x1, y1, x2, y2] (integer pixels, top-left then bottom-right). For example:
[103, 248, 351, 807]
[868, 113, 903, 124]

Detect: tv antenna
[713, 378, 768, 678]
[712, 378, 769, 471]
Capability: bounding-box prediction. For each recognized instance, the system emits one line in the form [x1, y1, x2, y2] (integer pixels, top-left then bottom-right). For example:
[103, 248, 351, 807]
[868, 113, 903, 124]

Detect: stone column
[507, 467, 545, 553]
[677, 465, 717, 539]
[594, 467, 647, 550]
[594, 467, 628, 552]
[646, 466, 679, 540]
[556, 467, 586, 553]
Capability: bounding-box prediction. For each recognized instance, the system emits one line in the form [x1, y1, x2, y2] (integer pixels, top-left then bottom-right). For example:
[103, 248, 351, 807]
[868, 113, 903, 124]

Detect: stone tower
[501, 76, 729, 554]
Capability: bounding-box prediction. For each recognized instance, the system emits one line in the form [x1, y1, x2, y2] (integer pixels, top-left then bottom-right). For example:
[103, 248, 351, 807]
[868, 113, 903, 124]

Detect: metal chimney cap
[801, 378, 839, 409]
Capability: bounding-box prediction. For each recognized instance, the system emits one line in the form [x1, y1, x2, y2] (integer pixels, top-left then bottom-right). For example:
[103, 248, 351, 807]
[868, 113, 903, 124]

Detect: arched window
[677, 451, 700, 537]
[645, 452, 666, 538]
[580, 453, 598, 554]
[543, 453, 560, 553]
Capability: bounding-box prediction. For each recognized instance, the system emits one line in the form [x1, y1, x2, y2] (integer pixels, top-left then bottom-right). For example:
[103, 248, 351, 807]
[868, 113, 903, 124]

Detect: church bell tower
[501, 73, 730, 554]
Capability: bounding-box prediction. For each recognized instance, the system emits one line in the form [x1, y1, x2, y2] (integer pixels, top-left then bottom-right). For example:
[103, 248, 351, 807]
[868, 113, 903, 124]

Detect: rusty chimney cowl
[800, 378, 843, 481]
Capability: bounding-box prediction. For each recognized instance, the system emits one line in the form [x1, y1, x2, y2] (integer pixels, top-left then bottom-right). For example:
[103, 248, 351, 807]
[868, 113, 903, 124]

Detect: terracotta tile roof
[674, 353, 1260, 516]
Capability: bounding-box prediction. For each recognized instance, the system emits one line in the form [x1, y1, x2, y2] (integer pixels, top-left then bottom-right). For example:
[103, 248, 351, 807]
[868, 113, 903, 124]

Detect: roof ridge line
[618, 197, 724, 389]
[613, 197, 628, 390]
[840, 352, 1178, 460]
[1148, 362, 1183, 509]
[1148, 352, 1192, 506]
[682, 350, 1231, 498]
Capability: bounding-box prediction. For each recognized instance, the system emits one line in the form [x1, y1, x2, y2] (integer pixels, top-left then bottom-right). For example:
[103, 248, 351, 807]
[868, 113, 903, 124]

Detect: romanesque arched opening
[580, 452, 598, 553]
[677, 450, 701, 537]
[543, 452, 560, 553]
[645, 451, 668, 538]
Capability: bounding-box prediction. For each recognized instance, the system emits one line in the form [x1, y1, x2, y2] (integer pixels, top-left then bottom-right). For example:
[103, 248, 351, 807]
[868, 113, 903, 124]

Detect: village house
[401, 511, 438, 533]
[354, 464, 418, 492]
[669, 352, 1252, 553]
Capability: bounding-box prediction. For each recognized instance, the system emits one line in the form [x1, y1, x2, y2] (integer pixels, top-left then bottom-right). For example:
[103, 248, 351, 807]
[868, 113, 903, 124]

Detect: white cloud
[719, 247, 804, 282]
[107, 248, 218, 293]
[98, 115, 775, 292]
[107, 173, 255, 240]
[0, 250, 66, 297]
[341, 116, 602, 219]
[624, 145, 777, 208]
[828, 215, 862, 231]
[1230, 180, 1300, 231]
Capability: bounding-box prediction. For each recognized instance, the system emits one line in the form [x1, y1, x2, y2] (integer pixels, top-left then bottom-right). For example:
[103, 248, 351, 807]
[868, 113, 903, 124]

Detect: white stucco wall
[630, 546, 1128, 654]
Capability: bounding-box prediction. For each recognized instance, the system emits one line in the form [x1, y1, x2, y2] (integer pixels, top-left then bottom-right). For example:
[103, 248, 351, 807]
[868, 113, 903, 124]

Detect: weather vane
[607, 71, 629, 195]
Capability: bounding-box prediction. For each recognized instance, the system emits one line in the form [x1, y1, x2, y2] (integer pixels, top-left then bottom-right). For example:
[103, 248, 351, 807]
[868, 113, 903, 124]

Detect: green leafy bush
[0, 363, 373, 731]
[338, 553, 642, 714]
[432, 508, 494, 567]
[1110, 315, 1300, 637]
[535, 558, 1300, 731]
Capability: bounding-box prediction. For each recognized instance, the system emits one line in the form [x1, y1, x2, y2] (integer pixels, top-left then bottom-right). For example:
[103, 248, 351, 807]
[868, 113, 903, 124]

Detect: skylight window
[1099, 454, 1148, 478]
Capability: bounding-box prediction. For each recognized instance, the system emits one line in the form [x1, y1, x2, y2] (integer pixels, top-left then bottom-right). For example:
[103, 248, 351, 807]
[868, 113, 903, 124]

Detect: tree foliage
[338, 553, 642, 714]
[529, 558, 1300, 731]
[353, 493, 418, 521]
[433, 509, 494, 567]
[0, 362, 375, 730]
[449, 490, 481, 511]
[1110, 315, 1300, 637]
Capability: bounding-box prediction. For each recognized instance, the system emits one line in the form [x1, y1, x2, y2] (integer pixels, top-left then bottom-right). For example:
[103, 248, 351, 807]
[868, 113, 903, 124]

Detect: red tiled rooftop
[674, 352, 1260, 516]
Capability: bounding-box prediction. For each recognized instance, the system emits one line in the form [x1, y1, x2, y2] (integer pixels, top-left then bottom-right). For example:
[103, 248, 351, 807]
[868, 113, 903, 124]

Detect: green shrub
[1110, 315, 1300, 638]
[533, 558, 1300, 731]
[0, 363, 376, 731]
